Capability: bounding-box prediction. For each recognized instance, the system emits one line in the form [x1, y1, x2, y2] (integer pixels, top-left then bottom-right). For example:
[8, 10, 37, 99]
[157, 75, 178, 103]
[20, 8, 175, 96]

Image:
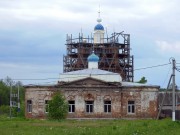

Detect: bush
[0, 105, 9, 115]
[0, 103, 25, 118]
[48, 92, 68, 120]
[11, 105, 24, 118]
[17, 101, 25, 117]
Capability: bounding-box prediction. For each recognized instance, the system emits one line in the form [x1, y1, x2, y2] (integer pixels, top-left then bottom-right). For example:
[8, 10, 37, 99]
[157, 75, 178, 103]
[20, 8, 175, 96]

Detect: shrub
[17, 101, 25, 117]
[48, 92, 68, 120]
[11, 101, 25, 118]
[0, 105, 9, 115]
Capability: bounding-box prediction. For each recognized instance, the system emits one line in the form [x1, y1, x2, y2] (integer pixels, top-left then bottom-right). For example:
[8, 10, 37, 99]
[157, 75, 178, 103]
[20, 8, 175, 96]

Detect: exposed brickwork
[25, 78, 159, 119]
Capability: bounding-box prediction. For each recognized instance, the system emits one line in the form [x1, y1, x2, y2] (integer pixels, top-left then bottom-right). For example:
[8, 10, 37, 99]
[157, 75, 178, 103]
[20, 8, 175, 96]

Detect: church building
[25, 12, 159, 119]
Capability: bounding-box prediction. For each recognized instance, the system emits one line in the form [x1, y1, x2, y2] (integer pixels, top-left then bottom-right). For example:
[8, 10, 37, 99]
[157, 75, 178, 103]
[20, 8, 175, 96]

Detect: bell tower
[63, 10, 134, 82]
[93, 10, 104, 44]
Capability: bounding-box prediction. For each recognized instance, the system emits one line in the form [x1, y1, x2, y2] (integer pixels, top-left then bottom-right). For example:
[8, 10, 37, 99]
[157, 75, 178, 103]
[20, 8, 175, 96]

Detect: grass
[0, 115, 180, 135]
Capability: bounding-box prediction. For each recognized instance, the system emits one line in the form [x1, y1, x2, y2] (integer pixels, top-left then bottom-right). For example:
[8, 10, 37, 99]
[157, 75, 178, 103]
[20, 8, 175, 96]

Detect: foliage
[17, 101, 25, 117]
[137, 76, 147, 84]
[10, 103, 24, 118]
[0, 81, 10, 106]
[0, 105, 9, 115]
[0, 77, 25, 117]
[0, 118, 180, 135]
[0, 104, 25, 117]
[48, 92, 68, 120]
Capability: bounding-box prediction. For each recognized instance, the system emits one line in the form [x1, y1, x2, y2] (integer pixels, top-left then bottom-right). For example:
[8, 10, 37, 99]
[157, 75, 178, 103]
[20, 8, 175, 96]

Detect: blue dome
[94, 24, 104, 30]
[88, 53, 99, 62]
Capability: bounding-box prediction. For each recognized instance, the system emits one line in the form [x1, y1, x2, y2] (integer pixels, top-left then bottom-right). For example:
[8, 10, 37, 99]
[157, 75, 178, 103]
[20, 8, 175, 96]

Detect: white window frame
[27, 100, 32, 113]
[104, 101, 111, 113]
[68, 101, 75, 113]
[128, 101, 135, 114]
[85, 101, 94, 113]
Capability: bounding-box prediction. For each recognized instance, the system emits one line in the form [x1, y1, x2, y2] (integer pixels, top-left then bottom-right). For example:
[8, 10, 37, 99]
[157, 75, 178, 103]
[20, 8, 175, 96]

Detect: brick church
[25, 12, 159, 119]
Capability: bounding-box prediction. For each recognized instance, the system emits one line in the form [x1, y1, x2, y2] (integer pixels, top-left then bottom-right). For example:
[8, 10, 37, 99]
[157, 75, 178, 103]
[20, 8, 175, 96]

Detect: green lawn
[0, 116, 180, 135]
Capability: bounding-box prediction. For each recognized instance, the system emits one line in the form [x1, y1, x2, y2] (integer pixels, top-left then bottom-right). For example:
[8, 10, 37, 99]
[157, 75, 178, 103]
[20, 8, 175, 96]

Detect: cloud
[0, 62, 61, 85]
[0, 0, 180, 87]
[156, 40, 180, 54]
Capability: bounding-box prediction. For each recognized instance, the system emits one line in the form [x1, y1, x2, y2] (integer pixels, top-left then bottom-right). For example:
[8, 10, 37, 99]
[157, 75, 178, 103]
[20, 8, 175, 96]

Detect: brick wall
[25, 84, 158, 119]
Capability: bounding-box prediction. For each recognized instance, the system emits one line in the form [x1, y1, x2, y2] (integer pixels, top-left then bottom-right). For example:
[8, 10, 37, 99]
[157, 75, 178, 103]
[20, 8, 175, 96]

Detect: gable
[58, 77, 121, 88]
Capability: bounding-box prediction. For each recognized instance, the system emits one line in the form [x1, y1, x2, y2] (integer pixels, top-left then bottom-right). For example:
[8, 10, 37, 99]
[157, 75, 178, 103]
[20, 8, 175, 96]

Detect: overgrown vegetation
[0, 117, 180, 135]
[48, 92, 68, 120]
[0, 77, 25, 117]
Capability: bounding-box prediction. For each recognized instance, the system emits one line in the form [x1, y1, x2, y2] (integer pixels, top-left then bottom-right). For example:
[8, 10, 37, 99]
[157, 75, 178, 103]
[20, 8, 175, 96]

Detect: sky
[0, 0, 180, 88]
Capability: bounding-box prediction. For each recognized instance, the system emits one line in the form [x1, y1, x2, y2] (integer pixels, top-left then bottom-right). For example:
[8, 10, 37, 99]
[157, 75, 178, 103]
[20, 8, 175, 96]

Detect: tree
[3, 76, 15, 87]
[48, 92, 68, 120]
[0, 81, 10, 106]
[0, 77, 25, 117]
[137, 77, 147, 84]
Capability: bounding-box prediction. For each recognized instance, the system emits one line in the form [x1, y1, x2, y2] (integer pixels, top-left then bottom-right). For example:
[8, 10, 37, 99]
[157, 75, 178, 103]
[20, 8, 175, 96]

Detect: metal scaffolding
[63, 31, 134, 82]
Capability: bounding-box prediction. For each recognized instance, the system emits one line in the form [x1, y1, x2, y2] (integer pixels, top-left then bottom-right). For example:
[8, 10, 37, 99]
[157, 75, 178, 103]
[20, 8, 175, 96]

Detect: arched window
[84, 94, 94, 113]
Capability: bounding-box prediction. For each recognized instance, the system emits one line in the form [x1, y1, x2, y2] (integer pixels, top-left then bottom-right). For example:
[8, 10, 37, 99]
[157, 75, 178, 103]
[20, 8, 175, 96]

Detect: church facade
[25, 78, 159, 119]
